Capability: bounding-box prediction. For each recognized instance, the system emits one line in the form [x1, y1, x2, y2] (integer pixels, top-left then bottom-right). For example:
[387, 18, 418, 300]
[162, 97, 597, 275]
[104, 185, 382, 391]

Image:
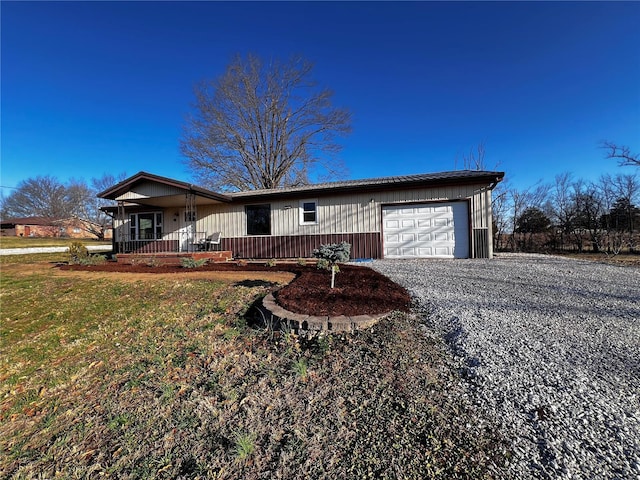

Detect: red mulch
[58, 262, 411, 317]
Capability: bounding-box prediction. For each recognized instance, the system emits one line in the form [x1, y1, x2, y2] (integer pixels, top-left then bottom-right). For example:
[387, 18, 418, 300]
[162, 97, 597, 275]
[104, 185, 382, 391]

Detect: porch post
[185, 192, 197, 252]
[117, 201, 126, 254]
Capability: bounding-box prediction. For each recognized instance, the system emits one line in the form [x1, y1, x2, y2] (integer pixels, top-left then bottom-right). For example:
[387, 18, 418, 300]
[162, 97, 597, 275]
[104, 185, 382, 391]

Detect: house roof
[97, 171, 232, 203]
[99, 169, 504, 206]
[0, 216, 63, 226]
[229, 170, 505, 201]
[0, 216, 105, 228]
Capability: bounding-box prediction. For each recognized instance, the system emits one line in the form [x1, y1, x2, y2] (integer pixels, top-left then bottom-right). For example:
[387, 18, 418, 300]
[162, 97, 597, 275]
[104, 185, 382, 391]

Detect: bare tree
[491, 179, 510, 251]
[602, 141, 640, 167]
[87, 173, 127, 239]
[0, 174, 126, 240]
[458, 142, 487, 170]
[0, 176, 70, 219]
[181, 54, 352, 191]
[572, 180, 605, 252]
[598, 173, 640, 254]
[506, 182, 549, 251]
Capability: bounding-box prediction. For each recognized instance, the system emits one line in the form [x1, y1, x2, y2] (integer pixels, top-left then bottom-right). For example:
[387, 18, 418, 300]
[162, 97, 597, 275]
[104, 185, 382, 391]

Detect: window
[299, 200, 318, 225]
[246, 204, 271, 235]
[129, 212, 163, 240]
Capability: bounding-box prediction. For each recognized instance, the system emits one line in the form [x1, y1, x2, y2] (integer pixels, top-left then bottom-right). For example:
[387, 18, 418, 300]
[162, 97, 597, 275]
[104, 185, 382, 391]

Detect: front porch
[115, 250, 233, 265]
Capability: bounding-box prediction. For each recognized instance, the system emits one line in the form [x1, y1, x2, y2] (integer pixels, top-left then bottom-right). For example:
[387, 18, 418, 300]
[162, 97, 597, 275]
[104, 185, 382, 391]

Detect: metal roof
[97, 171, 232, 202]
[98, 169, 504, 204]
[229, 170, 505, 200]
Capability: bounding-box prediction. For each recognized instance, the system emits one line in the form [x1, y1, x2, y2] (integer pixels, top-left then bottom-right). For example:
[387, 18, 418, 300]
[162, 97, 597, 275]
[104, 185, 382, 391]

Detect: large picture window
[129, 212, 163, 240]
[246, 204, 271, 235]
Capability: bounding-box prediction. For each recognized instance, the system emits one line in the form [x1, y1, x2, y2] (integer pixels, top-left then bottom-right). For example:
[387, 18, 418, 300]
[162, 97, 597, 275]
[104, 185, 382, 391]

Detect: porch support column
[185, 193, 197, 252]
[117, 201, 126, 254]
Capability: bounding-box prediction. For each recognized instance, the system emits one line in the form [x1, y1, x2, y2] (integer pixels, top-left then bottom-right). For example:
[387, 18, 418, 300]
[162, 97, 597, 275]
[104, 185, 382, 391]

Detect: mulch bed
[58, 262, 411, 317]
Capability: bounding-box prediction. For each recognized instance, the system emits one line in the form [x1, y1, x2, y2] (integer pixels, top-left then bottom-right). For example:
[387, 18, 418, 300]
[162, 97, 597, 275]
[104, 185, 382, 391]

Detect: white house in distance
[98, 170, 504, 261]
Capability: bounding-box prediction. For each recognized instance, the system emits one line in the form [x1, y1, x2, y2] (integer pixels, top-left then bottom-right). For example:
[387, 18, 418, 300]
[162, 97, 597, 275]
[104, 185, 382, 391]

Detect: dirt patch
[58, 262, 411, 316]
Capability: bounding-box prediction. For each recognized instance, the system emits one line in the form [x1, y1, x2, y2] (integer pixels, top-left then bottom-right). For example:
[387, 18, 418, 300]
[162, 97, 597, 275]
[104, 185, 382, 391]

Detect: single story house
[0, 216, 112, 240]
[99, 169, 504, 260]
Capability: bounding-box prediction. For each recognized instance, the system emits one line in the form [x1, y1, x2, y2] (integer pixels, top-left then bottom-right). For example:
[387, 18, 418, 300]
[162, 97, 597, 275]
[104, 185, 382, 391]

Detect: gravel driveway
[371, 254, 640, 480]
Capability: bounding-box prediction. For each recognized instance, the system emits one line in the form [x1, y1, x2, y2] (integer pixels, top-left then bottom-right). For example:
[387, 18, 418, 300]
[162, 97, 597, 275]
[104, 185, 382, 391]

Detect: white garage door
[382, 202, 469, 258]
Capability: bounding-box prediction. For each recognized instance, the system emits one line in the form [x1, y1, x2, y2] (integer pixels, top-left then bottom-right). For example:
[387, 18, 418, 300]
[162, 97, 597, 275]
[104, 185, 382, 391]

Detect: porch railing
[116, 231, 208, 254]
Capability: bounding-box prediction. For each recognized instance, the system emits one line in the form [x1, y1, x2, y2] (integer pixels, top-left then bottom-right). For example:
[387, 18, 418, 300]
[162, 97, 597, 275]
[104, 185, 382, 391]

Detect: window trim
[245, 204, 271, 236]
[299, 199, 318, 225]
[129, 212, 163, 240]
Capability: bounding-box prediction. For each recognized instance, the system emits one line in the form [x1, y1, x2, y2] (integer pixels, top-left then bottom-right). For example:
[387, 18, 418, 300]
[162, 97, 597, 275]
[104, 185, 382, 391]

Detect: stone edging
[262, 293, 390, 333]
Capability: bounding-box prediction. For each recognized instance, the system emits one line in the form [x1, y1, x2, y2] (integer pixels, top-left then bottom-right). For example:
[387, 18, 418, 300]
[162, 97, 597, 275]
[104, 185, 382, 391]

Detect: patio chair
[202, 232, 222, 251]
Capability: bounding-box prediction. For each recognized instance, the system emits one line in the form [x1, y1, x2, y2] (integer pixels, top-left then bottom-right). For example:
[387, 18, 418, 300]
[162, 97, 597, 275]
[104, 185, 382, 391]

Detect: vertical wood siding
[196, 183, 492, 237]
[113, 182, 496, 259]
[221, 233, 381, 259]
[115, 181, 187, 201]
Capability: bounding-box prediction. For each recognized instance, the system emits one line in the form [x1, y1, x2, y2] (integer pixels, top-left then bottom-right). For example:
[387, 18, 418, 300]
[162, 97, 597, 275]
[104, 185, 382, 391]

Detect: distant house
[99, 170, 504, 260]
[0, 216, 112, 240]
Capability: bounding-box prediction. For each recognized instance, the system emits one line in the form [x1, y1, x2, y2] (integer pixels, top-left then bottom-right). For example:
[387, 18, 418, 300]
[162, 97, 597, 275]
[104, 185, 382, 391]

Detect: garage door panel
[434, 232, 450, 241]
[400, 233, 416, 242]
[386, 233, 400, 243]
[401, 219, 416, 228]
[417, 246, 434, 256]
[385, 219, 400, 229]
[383, 202, 469, 259]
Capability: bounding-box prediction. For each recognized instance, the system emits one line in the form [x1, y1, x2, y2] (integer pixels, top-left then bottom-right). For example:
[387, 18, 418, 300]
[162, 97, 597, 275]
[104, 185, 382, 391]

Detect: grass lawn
[1, 255, 506, 479]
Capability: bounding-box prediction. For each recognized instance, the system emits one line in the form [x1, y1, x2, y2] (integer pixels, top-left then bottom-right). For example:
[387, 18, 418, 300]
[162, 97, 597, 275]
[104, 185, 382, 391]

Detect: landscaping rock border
[262, 293, 389, 332]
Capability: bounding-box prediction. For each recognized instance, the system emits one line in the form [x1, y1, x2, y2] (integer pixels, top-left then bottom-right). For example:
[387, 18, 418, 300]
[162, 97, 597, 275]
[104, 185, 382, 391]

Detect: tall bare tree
[457, 142, 488, 170]
[0, 173, 126, 240]
[602, 141, 640, 167]
[181, 54, 352, 191]
[0, 176, 70, 219]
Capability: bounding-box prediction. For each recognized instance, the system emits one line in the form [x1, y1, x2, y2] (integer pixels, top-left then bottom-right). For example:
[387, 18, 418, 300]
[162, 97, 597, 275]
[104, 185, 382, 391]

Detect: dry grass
[0, 237, 111, 249]
[1, 257, 507, 479]
[554, 252, 640, 267]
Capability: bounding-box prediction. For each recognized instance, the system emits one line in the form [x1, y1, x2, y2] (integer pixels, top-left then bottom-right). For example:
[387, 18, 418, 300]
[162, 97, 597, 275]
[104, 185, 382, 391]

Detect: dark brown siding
[222, 233, 381, 259]
[115, 239, 179, 254]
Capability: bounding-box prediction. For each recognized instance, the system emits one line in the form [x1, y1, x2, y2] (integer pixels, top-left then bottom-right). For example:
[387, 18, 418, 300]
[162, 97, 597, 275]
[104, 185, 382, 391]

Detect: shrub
[67, 242, 89, 264]
[180, 257, 208, 269]
[312, 242, 351, 288]
[265, 258, 277, 267]
[145, 257, 162, 267]
[78, 254, 107, 266]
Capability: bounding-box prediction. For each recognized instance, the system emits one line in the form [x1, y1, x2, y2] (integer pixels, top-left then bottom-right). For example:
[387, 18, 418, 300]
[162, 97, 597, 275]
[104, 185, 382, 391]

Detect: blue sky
[2, 1, 639, 196]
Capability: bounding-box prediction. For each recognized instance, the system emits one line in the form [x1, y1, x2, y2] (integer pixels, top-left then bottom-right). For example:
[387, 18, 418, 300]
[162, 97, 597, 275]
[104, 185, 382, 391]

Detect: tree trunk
[331, 265, 336, 289]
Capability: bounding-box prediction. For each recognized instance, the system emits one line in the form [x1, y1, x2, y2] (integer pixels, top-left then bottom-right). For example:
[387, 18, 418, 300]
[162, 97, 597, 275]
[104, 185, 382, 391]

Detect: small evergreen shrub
[265, 258, 277, 267]
[78, 254, 107, 266]
[312, 242, 351, 288]
[180, 257, 208, 269]
[67, 242, 89, 264]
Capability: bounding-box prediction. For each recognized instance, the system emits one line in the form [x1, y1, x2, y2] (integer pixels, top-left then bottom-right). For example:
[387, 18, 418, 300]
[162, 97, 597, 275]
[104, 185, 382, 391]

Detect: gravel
[371, 253, 640, 480]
